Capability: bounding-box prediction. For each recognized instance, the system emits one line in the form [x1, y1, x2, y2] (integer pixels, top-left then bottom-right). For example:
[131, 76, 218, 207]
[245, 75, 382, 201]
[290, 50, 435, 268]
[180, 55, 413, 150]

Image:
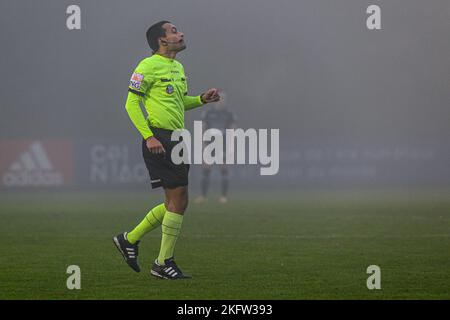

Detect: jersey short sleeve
[128, 59, 155, 96]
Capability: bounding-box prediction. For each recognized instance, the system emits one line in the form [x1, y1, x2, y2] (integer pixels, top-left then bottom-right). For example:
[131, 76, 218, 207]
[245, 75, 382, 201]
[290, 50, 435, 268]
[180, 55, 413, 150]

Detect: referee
[113, 21, 220, 279]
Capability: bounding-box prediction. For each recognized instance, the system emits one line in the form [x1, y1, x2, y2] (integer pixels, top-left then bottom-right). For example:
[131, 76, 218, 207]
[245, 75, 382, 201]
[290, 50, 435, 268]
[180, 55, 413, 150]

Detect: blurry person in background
[194, 91, 237, 204]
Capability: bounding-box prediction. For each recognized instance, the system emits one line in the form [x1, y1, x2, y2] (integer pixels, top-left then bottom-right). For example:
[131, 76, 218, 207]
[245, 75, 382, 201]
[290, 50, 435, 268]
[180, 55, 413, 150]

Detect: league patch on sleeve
[130, 72, 144, 89]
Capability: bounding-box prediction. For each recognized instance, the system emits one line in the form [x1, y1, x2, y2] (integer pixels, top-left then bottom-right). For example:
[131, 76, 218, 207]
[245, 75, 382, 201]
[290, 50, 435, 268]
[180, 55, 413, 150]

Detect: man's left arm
[183, 94, 204, 110]
[184, 88, 220, 111]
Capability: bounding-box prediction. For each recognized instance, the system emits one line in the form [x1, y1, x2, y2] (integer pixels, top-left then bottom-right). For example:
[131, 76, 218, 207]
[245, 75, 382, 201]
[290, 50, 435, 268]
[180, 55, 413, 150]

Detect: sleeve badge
[130, 72, 144, 89]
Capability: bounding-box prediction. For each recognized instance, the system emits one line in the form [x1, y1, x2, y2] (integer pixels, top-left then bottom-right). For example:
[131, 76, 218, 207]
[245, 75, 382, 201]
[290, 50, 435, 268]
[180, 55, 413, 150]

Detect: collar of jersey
[153, 53, 175, 63]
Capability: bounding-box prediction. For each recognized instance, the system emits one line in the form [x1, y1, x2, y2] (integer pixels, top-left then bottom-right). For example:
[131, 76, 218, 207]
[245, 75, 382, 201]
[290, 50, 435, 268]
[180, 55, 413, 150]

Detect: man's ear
[159, 38, 167, 46]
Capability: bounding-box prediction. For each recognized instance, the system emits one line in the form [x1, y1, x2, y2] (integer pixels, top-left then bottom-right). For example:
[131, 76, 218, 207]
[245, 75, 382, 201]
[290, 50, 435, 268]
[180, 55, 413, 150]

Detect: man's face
[160, 23, 186, 52]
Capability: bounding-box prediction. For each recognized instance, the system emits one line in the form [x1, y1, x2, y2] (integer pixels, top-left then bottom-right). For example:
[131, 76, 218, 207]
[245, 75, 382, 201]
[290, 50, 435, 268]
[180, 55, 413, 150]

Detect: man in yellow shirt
[113, 20, 220, 279]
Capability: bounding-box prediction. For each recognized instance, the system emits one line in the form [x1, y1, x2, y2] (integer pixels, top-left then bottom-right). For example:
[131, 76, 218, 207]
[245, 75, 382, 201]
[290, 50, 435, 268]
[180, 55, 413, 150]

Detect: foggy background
[0, 0, 449, 192]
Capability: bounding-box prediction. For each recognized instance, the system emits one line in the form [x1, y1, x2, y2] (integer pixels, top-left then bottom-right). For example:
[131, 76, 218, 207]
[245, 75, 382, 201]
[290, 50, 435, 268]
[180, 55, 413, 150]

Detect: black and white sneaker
[150, 257, 191, 279]
[113, 232, 140, 273]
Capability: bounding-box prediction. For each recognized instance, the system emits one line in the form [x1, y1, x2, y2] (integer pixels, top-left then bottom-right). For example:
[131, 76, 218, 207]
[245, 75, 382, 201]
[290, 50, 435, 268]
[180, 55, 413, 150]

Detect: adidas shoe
[113, 232, 140, 273]
[150, 257, 191, 279]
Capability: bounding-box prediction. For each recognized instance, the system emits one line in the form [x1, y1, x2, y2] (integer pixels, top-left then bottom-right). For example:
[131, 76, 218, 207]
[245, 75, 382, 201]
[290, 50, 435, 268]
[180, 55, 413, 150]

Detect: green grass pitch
[0, 188, 449, 299]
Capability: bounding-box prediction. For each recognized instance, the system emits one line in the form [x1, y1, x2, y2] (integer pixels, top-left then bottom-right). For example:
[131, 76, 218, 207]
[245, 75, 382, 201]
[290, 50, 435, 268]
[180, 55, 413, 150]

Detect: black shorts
[142, 127, 190, 189]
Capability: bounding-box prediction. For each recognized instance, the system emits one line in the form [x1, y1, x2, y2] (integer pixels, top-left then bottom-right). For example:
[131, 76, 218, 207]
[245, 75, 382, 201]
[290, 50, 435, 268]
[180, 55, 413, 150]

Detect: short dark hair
[146, 20, 171, 52]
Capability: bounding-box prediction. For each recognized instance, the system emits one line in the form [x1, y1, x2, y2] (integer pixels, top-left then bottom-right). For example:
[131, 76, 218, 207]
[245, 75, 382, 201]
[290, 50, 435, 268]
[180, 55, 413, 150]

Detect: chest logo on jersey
[166, 84, 174, 94]
[130, 73, 144, 89]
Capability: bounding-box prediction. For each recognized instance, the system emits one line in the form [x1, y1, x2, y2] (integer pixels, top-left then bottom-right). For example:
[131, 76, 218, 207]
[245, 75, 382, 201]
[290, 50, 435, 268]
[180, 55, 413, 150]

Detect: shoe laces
[165, 258, 182, 274]
[126, 241, 139, 257]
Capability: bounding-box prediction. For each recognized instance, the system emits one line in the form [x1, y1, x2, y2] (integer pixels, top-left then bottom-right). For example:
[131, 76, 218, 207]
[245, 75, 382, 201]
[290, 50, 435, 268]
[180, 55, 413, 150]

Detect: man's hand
[146, 136, 166, 154]
[201, 88, 220, 104]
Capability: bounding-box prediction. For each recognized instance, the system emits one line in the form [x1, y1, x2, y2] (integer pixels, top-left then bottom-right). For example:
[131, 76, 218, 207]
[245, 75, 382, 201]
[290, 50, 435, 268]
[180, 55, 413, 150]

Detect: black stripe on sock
[162, 231, 179, 237]
[151, 209, 162, 224]
[145, 211, 158, 228]
[162, 224, 181, 231]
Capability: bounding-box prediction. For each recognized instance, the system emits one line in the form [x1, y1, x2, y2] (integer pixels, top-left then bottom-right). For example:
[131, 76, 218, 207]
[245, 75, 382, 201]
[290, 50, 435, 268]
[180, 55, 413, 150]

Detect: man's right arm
[125, 60, 155, 139]
[124, 91, 153, 139]
[125, 60, 166, 153]
[125, 91, 165, 153]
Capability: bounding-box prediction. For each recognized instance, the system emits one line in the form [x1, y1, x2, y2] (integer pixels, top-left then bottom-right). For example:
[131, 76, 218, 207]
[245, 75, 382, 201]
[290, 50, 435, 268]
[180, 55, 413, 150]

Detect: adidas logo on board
[3, 141, 63, 186]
